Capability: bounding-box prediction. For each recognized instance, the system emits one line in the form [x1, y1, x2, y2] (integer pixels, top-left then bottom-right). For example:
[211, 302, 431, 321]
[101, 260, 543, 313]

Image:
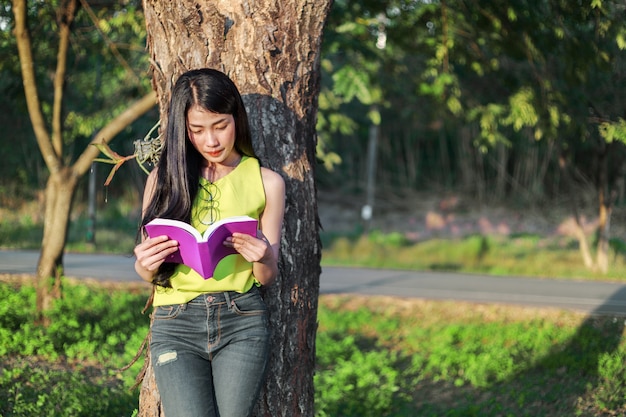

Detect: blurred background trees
[1, 0, 156, 196]
[315, 0, 626, 272]
[317, 0, 626, 201]
[6, 0, 157, 317]
[2, 0, 625, 272]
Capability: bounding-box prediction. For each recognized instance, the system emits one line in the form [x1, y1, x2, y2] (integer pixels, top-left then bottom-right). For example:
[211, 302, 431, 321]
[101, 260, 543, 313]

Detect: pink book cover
[144, 216, 258, 279]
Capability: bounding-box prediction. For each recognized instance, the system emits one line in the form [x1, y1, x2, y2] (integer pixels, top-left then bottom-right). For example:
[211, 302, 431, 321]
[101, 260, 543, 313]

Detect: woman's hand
[134, 235, 179, 282]
[225, 230, 273, 264]
[225, 230, 278, 285]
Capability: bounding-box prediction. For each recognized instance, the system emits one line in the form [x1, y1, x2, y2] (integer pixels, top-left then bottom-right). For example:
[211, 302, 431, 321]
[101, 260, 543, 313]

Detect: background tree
[442, 0, 626, 273]
[318, 0, 626, 273]
[137, 0, 331, 416]
[422, 0, 626, 273]
[11, 0, 156, 319]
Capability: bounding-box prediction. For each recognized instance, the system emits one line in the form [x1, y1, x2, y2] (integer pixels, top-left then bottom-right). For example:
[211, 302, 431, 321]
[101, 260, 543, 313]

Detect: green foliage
[1, 359, 136, 417]
[0, 0, 155, 191]
[417, 321, 573, 388]
[0, 281, 149, 416]
[315, 333, 403, 417]
[4, 0, 626, 225]
[367, 230, 409, 247]
[503, 88, 539, 132]
[316, 296, 626, 416]
[315, 0, 393, 187]
[313, 0, 626, 213]
[593, 350, 626, 410]
[332, 66, 381, 106]
[2, 279, 626, 416]
[598, 118, 626, 144]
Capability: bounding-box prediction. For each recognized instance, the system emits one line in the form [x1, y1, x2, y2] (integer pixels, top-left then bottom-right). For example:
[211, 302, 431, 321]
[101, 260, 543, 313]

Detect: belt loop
[224, 291, 233, 311]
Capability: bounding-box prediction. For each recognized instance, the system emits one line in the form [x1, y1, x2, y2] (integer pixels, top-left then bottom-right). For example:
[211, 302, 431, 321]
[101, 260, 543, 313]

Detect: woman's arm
[133, 169, 180, 283]
[229, 167, 285, 285]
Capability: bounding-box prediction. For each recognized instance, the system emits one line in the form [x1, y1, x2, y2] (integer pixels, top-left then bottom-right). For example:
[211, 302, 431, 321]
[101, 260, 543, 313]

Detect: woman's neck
[202, 154, 242, 182]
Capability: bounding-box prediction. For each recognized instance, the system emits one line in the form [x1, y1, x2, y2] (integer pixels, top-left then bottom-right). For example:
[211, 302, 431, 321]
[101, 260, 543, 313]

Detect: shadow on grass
[412, 287, 626, 417]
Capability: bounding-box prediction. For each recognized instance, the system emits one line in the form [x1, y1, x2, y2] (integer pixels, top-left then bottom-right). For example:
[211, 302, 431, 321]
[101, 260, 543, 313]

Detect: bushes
[321, 232, 626, 281]
[315, 333, 404, 417]
[0, 280, 148, 417]
[316, 295, 626, 417]
[2, 359, 136, 417]
[2, 280, 626, 416]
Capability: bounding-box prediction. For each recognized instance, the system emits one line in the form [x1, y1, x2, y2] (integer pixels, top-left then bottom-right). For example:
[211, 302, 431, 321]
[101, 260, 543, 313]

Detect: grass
[321, 231, 626, 282]
[316, 295, 626, 417]
[3, 197, 626, 415]
[0, 279, 148, 417]
[1, 278, 625, 417]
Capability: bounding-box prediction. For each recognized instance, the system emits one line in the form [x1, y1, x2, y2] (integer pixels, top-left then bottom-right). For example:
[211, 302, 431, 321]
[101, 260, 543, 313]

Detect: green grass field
[1, 279, 625, 417]
[2, 199, 626, 416]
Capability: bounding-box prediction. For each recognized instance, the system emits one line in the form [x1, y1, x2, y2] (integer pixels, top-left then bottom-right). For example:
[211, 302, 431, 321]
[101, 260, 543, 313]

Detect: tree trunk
[141, 1, 331, 415]
[558, 150, 595, 269]
[596, 193, 611, 274]
[595, 144, 614, 274]
[13, 0, 158, 322]
[458, 126, 476, 195]
[35, 168, 78, 321]
[494, 141, 508, 199]
[589, 133, 617, 275]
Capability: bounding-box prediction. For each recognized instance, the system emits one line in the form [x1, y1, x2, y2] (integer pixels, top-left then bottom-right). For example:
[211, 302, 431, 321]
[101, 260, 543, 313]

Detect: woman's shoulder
[261, 167, 285, 185]
[260, 166, 285, 189]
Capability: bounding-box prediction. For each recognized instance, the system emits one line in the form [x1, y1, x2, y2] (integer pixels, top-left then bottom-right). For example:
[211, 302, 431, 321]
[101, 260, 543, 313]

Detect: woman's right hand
[134, 235, 179, 282]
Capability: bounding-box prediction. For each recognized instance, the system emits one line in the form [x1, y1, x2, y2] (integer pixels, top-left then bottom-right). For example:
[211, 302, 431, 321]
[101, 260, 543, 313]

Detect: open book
[144, 216, 259, 279]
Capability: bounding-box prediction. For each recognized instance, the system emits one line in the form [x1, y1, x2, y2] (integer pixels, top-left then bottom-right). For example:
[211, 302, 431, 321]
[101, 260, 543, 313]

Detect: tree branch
[73, 91, 157, 176]
[52, 0, 78, 157]
[12, 0, 60, 173]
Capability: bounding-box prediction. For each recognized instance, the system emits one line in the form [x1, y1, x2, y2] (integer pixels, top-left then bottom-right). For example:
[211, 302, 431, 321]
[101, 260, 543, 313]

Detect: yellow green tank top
[152, 156, 265, 306]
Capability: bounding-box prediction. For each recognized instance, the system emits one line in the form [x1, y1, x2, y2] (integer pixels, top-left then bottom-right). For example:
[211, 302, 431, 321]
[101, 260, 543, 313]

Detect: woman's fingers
[226, 232, 270, 263]
[135, 235, 179, 271]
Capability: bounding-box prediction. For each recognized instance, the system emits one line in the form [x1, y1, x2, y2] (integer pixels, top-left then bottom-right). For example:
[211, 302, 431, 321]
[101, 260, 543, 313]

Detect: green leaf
[598, 119, 626, 144]
[332, 66, 374, 105]
[617, 32, 626, 50]
[367, 107, 381, 126]
[91, 142, 120, 161]
[503, 88, 538, 131]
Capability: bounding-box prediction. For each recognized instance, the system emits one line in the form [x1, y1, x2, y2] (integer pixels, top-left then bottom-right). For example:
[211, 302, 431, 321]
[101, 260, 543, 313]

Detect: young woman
[133, 68, 285, 417]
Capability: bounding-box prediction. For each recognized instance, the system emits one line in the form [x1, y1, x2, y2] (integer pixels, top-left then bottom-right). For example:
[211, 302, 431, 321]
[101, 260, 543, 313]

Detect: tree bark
[141, 0, 331, 415]
[13, 0, 64, 172]
[558, 150, 594, 269]
[596, 194, 611, 274]
[34, 93, 157, 320]
[36, 168, 77, 319]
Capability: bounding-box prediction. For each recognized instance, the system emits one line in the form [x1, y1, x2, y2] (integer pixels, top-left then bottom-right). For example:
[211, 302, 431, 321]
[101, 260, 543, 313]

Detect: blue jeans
[150, 286, 270, 417]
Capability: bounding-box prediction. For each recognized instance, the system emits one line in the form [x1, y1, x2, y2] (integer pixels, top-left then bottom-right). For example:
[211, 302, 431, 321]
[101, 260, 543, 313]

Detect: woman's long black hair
[141, 68, 256, 287]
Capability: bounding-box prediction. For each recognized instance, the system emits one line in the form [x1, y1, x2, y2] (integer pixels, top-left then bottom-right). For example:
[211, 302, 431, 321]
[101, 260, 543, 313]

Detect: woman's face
[186, 104, 240, 165]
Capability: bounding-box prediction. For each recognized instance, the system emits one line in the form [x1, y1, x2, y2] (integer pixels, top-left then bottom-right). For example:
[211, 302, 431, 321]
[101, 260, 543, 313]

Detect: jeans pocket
[230, 292, 267, 317]
[151, 304, 183, 320]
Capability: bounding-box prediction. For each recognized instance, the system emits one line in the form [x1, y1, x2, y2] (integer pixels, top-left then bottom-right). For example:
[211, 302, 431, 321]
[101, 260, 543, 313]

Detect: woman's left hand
[225, 230, 273, 264]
